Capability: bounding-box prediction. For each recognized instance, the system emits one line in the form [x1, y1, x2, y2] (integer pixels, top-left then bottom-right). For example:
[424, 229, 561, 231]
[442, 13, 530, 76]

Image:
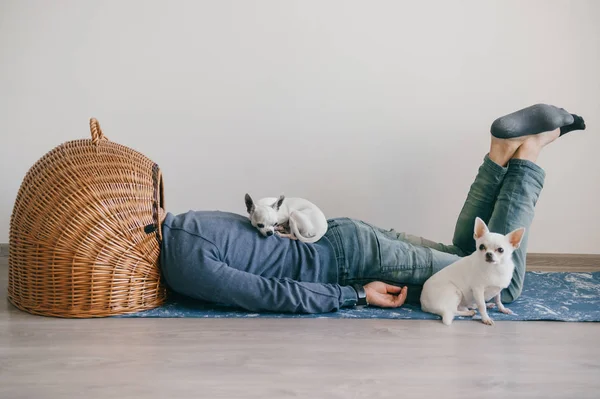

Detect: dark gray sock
[559, 114, 586, 136]
[490, 104, 580, 139]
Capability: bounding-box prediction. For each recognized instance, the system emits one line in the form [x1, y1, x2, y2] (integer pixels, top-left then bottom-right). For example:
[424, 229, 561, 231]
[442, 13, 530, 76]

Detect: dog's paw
[481, 317, 495, 326]
[486, 303, 496, 309]
[277, 232, 298, 240]
[499, 307, 513, 315]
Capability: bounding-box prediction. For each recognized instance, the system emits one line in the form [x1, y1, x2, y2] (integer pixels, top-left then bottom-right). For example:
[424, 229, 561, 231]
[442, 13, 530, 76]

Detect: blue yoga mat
[120, 272, 600, 321]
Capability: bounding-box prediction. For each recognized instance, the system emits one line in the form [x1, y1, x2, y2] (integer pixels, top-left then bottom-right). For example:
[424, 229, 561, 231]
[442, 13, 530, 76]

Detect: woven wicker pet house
[8, 119, 167, 317]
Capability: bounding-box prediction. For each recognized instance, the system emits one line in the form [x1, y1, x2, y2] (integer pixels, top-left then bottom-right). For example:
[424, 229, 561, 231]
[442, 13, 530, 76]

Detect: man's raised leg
[487, 128, 560, 302]
[451, 104, 586, 257]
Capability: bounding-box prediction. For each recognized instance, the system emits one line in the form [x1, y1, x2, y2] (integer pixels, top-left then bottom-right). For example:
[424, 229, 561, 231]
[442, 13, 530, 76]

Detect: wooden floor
[1, 257, 599, 399]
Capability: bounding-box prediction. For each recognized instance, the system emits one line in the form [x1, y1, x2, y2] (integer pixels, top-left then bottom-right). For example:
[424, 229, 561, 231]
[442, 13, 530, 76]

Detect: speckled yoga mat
[120, 272, 600, 322]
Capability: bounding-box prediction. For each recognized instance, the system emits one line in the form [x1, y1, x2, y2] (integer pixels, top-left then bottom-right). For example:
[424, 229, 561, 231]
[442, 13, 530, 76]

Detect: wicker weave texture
[8, 119, 167, 317]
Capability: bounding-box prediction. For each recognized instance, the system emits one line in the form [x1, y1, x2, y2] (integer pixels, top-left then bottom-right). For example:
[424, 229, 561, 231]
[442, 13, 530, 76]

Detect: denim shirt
[160, 210, 358, 313]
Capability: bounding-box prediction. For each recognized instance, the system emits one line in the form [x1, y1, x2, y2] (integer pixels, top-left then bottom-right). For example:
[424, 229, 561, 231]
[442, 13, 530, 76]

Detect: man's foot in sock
[491, 104, 585, 139]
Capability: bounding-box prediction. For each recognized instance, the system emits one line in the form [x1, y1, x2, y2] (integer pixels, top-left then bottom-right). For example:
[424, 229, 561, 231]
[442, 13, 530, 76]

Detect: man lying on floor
[159, 104, 587, 313]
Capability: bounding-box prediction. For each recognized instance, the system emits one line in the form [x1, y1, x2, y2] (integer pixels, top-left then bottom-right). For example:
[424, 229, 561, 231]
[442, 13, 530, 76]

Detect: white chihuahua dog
[420, 217, 525, 326]
[244, 193, 328, 243]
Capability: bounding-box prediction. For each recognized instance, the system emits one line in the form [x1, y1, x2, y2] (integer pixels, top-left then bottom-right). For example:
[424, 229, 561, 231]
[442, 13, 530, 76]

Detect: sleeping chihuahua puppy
[244, 193, 328, 244]
[420, 217, 525, 326]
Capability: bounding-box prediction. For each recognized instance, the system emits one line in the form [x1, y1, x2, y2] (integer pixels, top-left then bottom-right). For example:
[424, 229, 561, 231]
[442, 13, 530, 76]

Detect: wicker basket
[7, 118, 167, 317]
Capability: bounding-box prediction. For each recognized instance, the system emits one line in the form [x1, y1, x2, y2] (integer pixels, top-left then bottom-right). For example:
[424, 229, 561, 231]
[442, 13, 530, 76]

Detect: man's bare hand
[363, 282, 408, 308]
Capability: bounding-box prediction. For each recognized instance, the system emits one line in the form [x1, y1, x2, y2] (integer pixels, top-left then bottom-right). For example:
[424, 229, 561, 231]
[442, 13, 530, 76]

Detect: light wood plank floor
[1, 257, 599, 399]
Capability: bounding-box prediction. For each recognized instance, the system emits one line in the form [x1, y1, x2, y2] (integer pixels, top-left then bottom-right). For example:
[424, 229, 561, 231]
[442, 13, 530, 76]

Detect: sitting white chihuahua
[420, 217, 525, 326]
[244, 193, 328, 243]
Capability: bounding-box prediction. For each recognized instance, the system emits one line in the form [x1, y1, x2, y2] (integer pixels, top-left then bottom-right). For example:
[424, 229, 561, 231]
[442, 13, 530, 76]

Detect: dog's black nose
[266, 231, 274, 237]
[486, 252, 493, 261]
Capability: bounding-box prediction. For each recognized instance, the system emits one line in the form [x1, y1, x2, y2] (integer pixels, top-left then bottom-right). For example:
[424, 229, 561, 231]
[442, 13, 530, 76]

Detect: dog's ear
[272, 194, 285, 211]
[473, 217, 489, 240]
[506, 227, 525, 249]
[244, 193, 255, 214]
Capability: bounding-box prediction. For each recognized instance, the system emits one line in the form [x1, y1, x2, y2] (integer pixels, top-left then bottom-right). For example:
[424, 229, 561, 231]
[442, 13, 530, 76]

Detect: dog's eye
[257, 224, 264, 228]
[479, 244, 486, 251]
[497, 247, 504, 253]
[273, 223, 277, 226]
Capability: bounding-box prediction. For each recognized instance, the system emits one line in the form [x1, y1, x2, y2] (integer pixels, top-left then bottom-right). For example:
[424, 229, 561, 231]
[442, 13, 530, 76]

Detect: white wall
[1, 0, 599, 253]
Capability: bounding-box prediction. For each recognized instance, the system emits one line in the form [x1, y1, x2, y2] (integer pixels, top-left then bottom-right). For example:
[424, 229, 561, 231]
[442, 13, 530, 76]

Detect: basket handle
[89, 118, 108, 145]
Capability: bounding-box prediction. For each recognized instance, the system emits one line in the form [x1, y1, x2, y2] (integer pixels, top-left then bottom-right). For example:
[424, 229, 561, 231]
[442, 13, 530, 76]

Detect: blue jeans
[324, 154, 545, 303]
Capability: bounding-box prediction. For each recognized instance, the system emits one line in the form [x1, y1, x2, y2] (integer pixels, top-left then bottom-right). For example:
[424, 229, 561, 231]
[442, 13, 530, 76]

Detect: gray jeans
[324, 154, 545, 303]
